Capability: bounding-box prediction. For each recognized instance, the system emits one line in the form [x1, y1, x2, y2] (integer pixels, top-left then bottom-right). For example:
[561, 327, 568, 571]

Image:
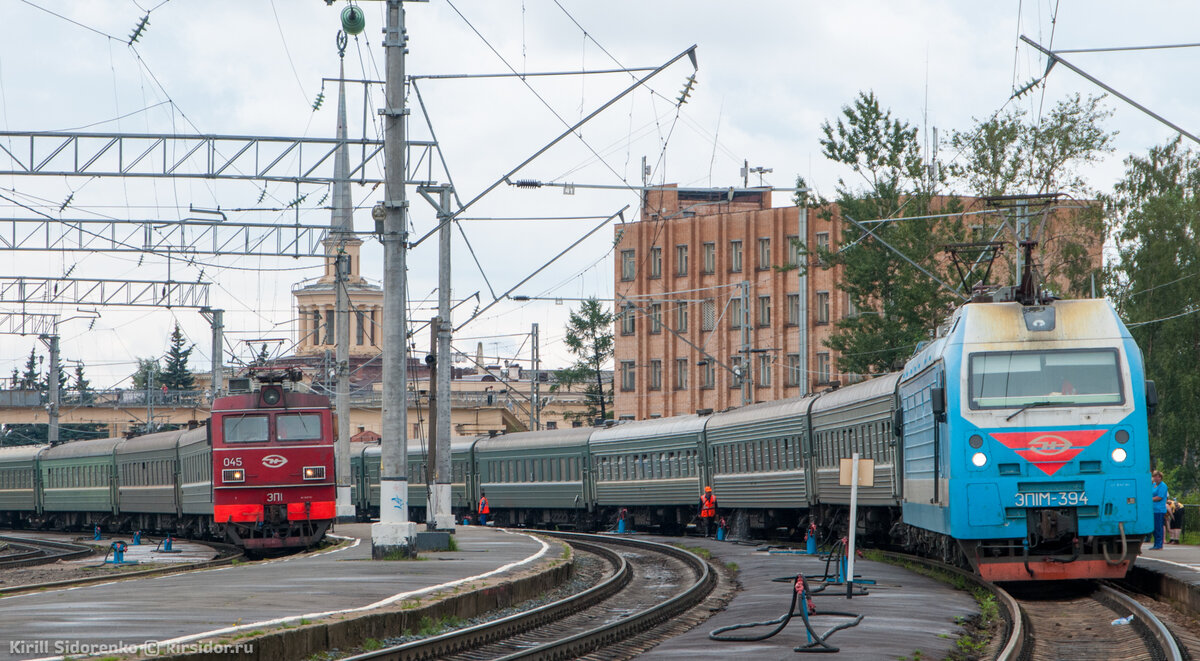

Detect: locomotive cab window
[969, 348, 1124, 409]
[223, 415, 269, 443]
[278, 413, 323, 441]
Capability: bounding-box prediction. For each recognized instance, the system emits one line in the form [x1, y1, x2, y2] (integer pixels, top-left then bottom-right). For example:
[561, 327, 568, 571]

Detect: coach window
[224, 415, 269, 443]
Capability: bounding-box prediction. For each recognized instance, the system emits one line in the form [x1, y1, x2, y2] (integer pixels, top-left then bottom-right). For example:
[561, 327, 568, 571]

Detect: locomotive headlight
[971, 452, 988, 467]
[1112, 448, 1127, 463]
[303, 466, 326, 480]
[222, 469, 245, 483]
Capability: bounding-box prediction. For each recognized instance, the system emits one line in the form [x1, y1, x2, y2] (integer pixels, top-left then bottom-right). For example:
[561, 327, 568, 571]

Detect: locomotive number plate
[1014, 491, 1088, 507]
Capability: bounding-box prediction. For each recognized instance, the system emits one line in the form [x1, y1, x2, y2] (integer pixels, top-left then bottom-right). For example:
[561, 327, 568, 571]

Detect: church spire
[332, 34, 353, 236]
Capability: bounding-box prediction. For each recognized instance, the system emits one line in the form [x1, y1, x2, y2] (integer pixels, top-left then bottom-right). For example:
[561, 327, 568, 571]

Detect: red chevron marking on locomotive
[988, 429, 1107, 476]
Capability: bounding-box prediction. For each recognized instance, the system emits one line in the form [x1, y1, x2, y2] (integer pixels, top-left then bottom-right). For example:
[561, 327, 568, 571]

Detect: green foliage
[19, 347, 41, 390]
[131, 357, 162, 390]
[161, 323, 196, 390]
[1105, 137, 1200, 493]
[551, 297, 614, 422]
[362, 638, 382, 651]
[1, 423, 109, 446]
[945, 94, 1113, 298]
[815, 91, 966, 376]
[72, 363, 94, 405]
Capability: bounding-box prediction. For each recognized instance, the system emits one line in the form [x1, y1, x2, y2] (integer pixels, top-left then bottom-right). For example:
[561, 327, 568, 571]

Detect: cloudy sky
[1, 1, 1197, 388]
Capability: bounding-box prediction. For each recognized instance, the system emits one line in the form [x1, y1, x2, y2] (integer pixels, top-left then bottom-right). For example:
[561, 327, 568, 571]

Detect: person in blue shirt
[1150, 470, 1169, 550]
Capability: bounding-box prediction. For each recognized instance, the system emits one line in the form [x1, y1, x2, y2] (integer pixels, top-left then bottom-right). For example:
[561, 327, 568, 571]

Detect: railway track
[1003, 581, 1185, 661]
[879, 550, 1192, 661]
[0, 534, 93, 569]
[344, 532, 716, 661]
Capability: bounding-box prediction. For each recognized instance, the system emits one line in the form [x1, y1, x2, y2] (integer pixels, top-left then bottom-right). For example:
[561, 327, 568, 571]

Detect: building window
[816, 291, 830, 325]
[786, 234, 800, 267]
[650, 246, 662, 279]
[758, 354, 772, 387]
[702, 242, 715, 274]
[650, 303, 663, 334]
[815, 232, 830, 267]
[730, 240, 743, 272]
[649, 360, 662, 391]
[846, 293, 859, 318]
[758, 295, 771, 327]
[817, 353, 831, 384]
[731, 356, 744, 389]
[786, 353, 801, 386]
[546, 421, 558, 430]
[621, 303, 635, 335]
[730, 297, 743, 329]
[675, 358, 688, 390]
[676, 244, 688, 276]
[701, 359, 715, 389]
[787, 293, 800, 326]
[676, 302, 688, 332]
[356, 309, 365, 345]
[758, 237, 771, 270]
[701, 299, 716, 331]
[621, 360, 636, 391]
[621, 249, 636, 281]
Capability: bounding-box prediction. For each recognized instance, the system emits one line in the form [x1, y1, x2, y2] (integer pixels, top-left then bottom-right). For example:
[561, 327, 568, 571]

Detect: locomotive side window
[278, 413, 323, 441]
[969, 348, 1123, 409]
[223, 415, 269, 443]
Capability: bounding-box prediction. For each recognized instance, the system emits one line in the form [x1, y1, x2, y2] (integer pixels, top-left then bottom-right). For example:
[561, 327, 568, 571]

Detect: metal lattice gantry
[0, 217, 339, 257]
[0, 278, 210, 308]
[0, 131, 382, 185]
[0, 311, 57, 335]
[0, 131, 440, 185]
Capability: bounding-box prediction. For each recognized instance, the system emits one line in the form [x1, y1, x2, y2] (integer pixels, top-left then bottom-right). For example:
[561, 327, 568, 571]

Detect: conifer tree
[161, 323, 196, 390]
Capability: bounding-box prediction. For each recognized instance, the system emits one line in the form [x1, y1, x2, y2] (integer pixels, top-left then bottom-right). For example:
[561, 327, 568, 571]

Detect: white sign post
[839, 453, 874, 599]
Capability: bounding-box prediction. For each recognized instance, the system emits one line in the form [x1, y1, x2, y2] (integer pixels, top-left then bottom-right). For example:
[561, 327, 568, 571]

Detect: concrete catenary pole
[530, 323, 539, 431]
[432, 186, 454, 530]
[373, 0, 417, 558]
[40, 334, 59, 444]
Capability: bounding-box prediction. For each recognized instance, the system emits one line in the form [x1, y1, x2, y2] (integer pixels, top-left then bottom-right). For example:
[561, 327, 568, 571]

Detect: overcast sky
[1, 1, 1197, 388]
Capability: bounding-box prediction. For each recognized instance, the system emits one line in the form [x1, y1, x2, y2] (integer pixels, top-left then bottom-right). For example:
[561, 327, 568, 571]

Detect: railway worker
[1150, 471, 1168, 550]
[699, 486, 717, 537]
[478, 491, 490, 526]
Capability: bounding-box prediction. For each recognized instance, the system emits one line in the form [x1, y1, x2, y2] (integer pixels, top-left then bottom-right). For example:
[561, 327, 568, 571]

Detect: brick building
[612, 187, 1101, 420]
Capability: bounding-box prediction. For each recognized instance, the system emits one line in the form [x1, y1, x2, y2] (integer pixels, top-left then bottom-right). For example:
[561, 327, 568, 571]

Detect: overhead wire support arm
[455, 206, 629, 331]
[410, 45, 699, 248]
[1020, 35, 1200, 148]
[842, 215, 968, 302]
[0, 311, 58, 336]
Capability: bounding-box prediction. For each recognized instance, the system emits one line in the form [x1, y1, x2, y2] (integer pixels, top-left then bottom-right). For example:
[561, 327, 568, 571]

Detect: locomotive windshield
[969, 348, 1124, 409]
[278, 413, 323, 441]
[223, 415, 269, 443]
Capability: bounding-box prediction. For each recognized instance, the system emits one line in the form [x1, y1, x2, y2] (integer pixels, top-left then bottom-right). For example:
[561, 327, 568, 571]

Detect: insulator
[128, 13, 150, 45]
[513, 180, 543, 188]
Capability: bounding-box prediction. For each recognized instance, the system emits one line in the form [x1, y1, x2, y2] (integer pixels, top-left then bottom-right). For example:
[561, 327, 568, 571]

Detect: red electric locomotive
[210, 378, 335, 550]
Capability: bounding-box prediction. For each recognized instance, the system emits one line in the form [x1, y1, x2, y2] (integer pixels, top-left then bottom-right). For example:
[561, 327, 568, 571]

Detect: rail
[0, 535, 93, 569]
[344, 532, 715, 661]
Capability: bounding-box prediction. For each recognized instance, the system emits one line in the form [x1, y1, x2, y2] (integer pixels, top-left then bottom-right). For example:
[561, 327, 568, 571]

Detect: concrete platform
[61, 537, 218, 565]
[635, 536, 978, 661]
[1128, 540, 1200, 620]
[0, 524, 549, 661]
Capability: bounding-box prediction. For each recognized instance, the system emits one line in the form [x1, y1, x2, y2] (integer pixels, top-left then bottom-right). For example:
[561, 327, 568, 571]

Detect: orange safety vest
[478, 496, 490, 514]
[700, 493, 716, 518]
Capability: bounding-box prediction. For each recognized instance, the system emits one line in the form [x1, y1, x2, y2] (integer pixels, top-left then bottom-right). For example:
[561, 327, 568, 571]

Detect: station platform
[0, 524, 550, 661]
[635, 535, 978, 660]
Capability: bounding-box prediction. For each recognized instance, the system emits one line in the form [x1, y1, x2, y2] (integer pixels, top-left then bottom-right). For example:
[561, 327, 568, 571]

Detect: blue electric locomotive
[897, 292, 1155, 580]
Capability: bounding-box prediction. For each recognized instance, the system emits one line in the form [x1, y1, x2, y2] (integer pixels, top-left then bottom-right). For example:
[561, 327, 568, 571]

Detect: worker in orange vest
[699, 486, 717, 537]
[478, 491, 490, 526]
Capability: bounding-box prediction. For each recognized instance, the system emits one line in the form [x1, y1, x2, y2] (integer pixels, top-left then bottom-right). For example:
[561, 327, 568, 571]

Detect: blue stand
[463, 517, 471, 526]
[807, 534, 817, 555]
[617, 518, 626, 534]
[133, 531, 142, 545]
[716, 526, 726, 541]
[93, 526, 102, 541]
[106, 541, 138, 565]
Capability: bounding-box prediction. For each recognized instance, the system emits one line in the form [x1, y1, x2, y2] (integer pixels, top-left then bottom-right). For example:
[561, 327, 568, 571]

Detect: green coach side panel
[40, 437, 122, 514]
[177, 427, 213, 516]
[809, 372, 901, 507]
[475, 428, 592, 510]
[706, 394, 818, 509]
[590, 415, 707, 507]
[0, 444, 47, 512]
[116, 429, 188, 516]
